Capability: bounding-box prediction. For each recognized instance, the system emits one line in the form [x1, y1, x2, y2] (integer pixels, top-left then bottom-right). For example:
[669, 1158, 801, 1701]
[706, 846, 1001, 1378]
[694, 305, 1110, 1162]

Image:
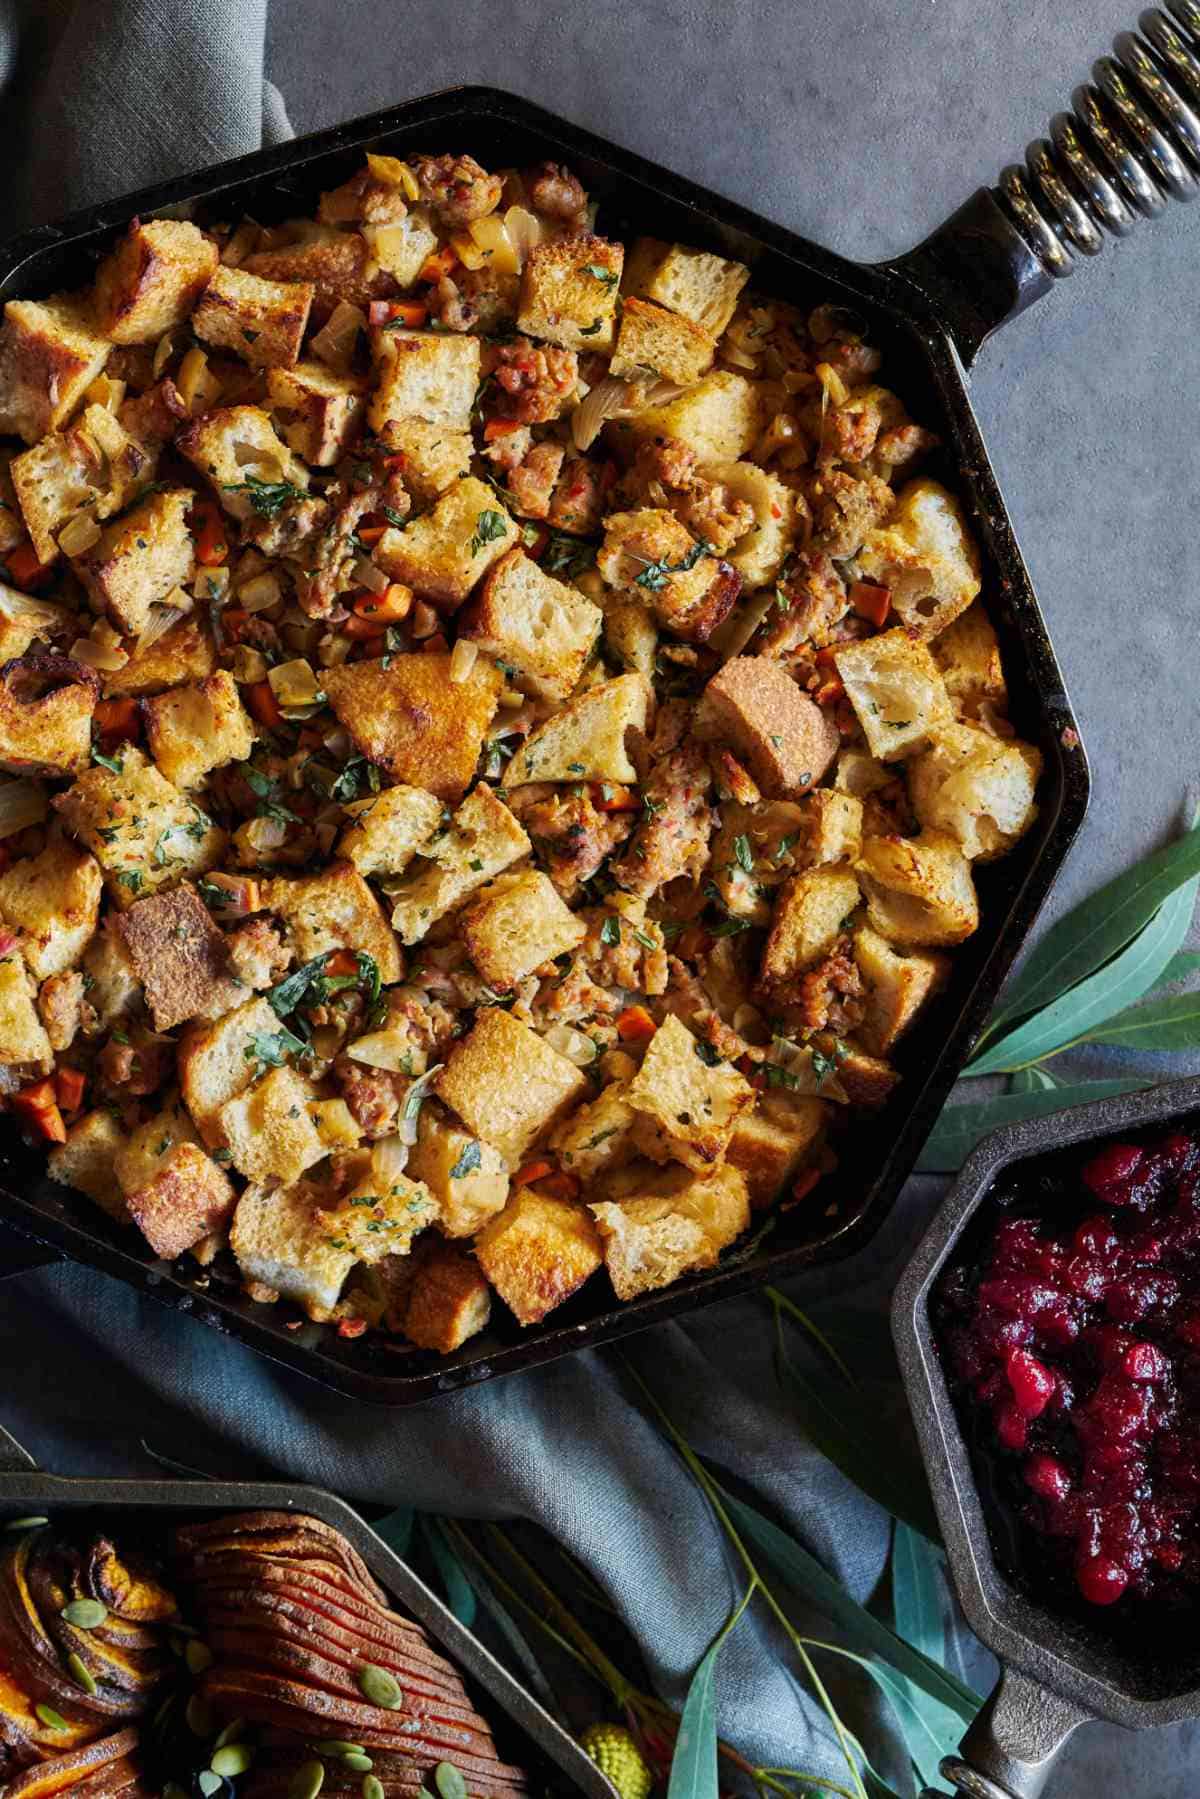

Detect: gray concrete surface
[266, 1, 1200, 1787]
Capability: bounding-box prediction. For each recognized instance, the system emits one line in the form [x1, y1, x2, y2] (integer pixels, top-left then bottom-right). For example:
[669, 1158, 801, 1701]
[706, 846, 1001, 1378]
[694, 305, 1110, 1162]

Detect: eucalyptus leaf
[419, 1517, 477, 1627]
[892, 1525, 943, 1666]
[1149, 951, 1200, 994]
[965, 872, 1197, 1074]
[438, 1532, 565, 1723]
[1078, 990, 1200, 1052]
[1010, 1066, 1059, 1093]
[916, 1080, 1152, 1173]
[816, 1642, 960, 1791]
[980, 813, 1200, 1040]
[667, 1586, 753, 1799]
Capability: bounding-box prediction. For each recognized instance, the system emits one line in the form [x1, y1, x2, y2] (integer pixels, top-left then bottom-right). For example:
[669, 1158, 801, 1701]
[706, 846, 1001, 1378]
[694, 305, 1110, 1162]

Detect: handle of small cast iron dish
[0, 1221, 61, 1281]
[918, 1667, 1092, 1799]
[888, 1, 1200, 366]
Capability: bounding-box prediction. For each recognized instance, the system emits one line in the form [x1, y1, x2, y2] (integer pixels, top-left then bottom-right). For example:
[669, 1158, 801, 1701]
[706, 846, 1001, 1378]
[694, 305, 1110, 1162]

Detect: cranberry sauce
[934, 1126, 1200, 1622]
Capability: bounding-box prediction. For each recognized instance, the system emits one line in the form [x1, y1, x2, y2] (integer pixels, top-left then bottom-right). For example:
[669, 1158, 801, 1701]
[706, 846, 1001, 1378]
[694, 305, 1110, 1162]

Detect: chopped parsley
[579, 319, 604, 336]
[633, 538, 711, 592]
[449, 1140, 483, 1180]
[117, 869, 143, 894]
[243, 765, 302, 825]
[469, 509, 509, 556]
[244, 1026, 306, 1069]
[732, 833, 754, 873]
[710, 915, 752, 937]
[811, 1040, 849, 1086]
[541, 530, 597, 581]
[774, 833, 798, 861]
[584, 264, 619, 288]
[381, 505, 408, 528]
[90, 745, 124, 774]
[599, 915, 621, 947]
[222, 475, 308, 519]
[632, 928, 658, 951]
[694, 1040, 722, 1067]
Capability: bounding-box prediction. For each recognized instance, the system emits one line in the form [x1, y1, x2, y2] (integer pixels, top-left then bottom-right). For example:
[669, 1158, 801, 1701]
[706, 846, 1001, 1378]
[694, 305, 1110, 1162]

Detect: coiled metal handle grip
[997, 1, 1200, 275]
[916, 1668, 1090, 1799]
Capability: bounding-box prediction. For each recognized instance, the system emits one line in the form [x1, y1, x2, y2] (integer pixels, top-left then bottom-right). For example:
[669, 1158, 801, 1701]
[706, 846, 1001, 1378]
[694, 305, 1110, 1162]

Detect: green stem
[766, 1288, 858, 1386]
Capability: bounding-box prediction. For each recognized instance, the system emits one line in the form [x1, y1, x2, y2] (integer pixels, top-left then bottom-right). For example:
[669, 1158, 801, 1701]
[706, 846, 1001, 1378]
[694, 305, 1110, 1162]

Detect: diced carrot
[591, 782, 639, 812]
[245, 680, 283, 729]
[190, 501, 228, 566]
[93, 697, 140, 741]
[368, 299, 429, 329]
[352, 583, 412, 623]
[514, 1158, 556, 1188]
[616, 1004, 656, 1044]
[338, 613, 386, 643]
[539, 1169, 582, 1202]
[13, 1079, 66, 1144]
[356, 526, 387, 549]
[4, 542, 53, 589]
[337, 1316, 369, 1338]
[323, 948, 359, 979]
[483, 418, 524, 441]
[849, 580, 891, 628]
[54, 1068, 86, 1114]
[784, 1167, 824, 1209]
[418, 247, 459, 283]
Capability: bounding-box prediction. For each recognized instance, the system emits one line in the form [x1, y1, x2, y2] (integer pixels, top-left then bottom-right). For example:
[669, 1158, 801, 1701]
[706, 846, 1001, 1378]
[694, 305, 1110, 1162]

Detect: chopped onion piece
[503, 205, 543, 266]
[152, 333, 175, 379]
[0, 585, 66, 631]
[135, 601, 189, 652]
[396, 1063, 443, 1143]
[343, 1030, 416, 1074]
[0, 779, 47, 839]
[468, 213, 520, 276]
[542, 1024, 600, 1068]
[239, 572, 282, 612]
[193, 566, 230, 602]
[571, 376, 685, 451]
[448, 639, 479, 684]
[220, 220, 261, 267]
[765, 1035, 849, 1105]
[231, 644, 269, 685]
[242, 816, 288, 853]
[57, 511, 100, 557]
[268, 657, 323, 709]
[70, 635, 128, 672]
[714, 589, 777, 663]
[352, 556, 389, 596]
[310, 300, 366, 374]
[323, 726, 352, 758]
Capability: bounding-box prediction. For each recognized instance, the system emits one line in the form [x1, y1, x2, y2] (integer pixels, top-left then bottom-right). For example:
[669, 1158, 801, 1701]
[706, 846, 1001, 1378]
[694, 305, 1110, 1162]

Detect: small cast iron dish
[893, 1074, 1200, 1799]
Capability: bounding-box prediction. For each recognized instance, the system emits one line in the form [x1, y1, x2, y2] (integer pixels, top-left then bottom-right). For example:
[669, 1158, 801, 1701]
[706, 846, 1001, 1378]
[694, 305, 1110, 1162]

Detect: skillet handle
[921, 1666, 1091, 1798]
[889, 3, 1200, 365]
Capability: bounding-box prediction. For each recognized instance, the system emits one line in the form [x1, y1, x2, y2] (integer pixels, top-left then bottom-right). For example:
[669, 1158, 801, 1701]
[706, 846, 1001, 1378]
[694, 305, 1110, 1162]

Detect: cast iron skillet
[7, 4, 1191, 1400]
[894, 1074, 1200, 1798]
[0, 1419, 613, 1798]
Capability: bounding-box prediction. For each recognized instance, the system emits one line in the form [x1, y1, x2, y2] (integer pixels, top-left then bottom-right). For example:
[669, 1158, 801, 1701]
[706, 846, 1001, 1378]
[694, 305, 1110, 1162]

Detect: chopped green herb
[732, 833, 754, 873]
[600, 915, 621, 947]
[448, 1140, 483, 1180]
[584, 264, 619, 288]
[243, 765, 303, 825]
[223, 475, 307, 519]
[633, 538, 710, 592]
[579, 319, 604, 336]
[90, 746, 124, 774]
[469, 509, 508, 556]
[244, 1026, 306, 1070]
[381, 505, 407, 528]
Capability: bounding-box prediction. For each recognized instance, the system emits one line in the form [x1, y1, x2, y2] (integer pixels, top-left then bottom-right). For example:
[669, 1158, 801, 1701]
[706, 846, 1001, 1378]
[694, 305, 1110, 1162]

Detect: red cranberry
[1082, 1142, 1145, 1196]
[1123, 1343, 1169, 1383]
[1074, 1216, 1120, 1259]
[1065, 1255, 1107, 1299]
[1157, 1545, 1184, 1571]
[1175, 1313, 1200, 1351]
[995, 1401, 1028, 1451]
[1024, 1453, 1072, 1502]
[1076, 1555, 1129, 1605]
[1006, 1349, 1056, 1417]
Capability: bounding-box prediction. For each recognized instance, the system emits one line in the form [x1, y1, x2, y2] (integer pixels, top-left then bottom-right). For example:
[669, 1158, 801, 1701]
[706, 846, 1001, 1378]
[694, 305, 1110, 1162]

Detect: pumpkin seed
[341, 1756, 372, 1774]
[362, 1780, 384, 1799]
[4, 1517, 48, 1531]
[313, 1743, 364, 1757]
[35, 1704, 69, 1731]
[289, 1760, 325, 1799]
[186, 1693, 214, 1737]
[198, 1775, 223, 1798]
[186, 1640, 214, 1676]
[214, 1719, 248, 1749]
[66, 1653, 97, 1695]
[356, 1664, 401, 1710]
[211, 1744, 256, 1778]
[61, 1599, 108, 1630]
[434, 1765, 466, 1799]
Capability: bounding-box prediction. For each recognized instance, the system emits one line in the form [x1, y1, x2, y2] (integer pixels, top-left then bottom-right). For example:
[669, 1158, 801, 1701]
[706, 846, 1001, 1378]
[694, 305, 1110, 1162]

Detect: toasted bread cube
[517, 234, 623, 352]
[243, 225, 384, 314]
[0, 462, 22, 559]
[708, 799, 806, 925]
[0, 952, 52, 1070]
[120, 1127, 235, 1261]
[626, 371, 760, 464]
[0, 657, 96, 778]
[932, 601, 1006, 720]
[853, 924, 949, 1056]
[460, 548, 601, 702]
[857, 829, 979, 947]
[625, 1015, 754, 1171]
[264, 860, 403, 982]
[624, 238, 750, 335]
[0, 839, 102, 980]
[267, 361, 366, 465]
[389, 785, 529, 946]
[695, 657, 839, 799]
[316, 1160, 436, 1263]
[436, 1007, 587, 1167]
[231, 1178, 357, 1320]
[833, 627, 954, 762]
[803, 789, 864, 865]
[10, 405, 153, 564]
[475, 1186, 602, 1324]
[548, 1078, 639, 1182]
[217, 1064, 326, 1187]
[47, 1108, 128, 1223]
[37, 969, 84, 1053]
[336, 783, 442, 878]
[375, 477, 518, 609]
[54, 748, 224, 907]
[103, 614, 217, 697]
[377, 417, 472, 504]
[367, 329, 481, 433]
[177, 994, 283, 1145]
[908, 724, 1041, 861]
[461, 868, 586, 989]
[93, 218, 220, 344]
[143, 670, 255, 790]
[598, 509, 739, 643]
[610, 297, 715, 385]
[113, 1098, 196, 1193]
[502, 672, 651, 787]
[829, 1039, 901, 1107]
[856, 479, 981, 638]
[176, 405, 309, 523]
[760, 865, 862, 991]
[704, 461, 797, 590]
[835, 748, 895, 798]
[401, 1238, 492, 1353]
[727, 1095, 827, 1209]
[73, 487, 196, 636]
[307, 1097, 361, 1155]
[407, 1104, 509, 1237]
[602, 593, 658, 677]
[323, 651, 501, 801]
[0, 595, 73, 665]
[80, 919, 141, 1033]
[0, 296, 111, 445]
[589, 1160, 749, 1299]
[192, 264, 313, 369]
[117, 883, 244, 1031]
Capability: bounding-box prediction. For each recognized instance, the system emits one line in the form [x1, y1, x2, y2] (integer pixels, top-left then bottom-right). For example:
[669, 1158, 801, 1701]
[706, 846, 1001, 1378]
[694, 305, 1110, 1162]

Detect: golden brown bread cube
[517, 233, 624, 352]
[116, 883, 244, 1031]
[703, 461, 797, 590]
[857, 829, 979, 947]
[92, 218, 220, 344]
[474, 1185, 603, 1324]
[176, 405, 309, 524]
[103, 615, 217, 697]
[375, 476, 519, 609]
[597, 509, 739, 644]
[589, 1159, 750, 1300]
[759, 865, 862, 992]
[0, 656, 96, 778]
[37, 969, 85, 1053]
[73, 487, 196, 637]
[401, 1237, 492, 1354]
[113, 1097, 197, 1195]
[548, 1078, 639, 1182]
[435, 1006, 588, 1168]
[231, 1178, 357, 1320]
[376, 417, 472, 504]
[931, 600, 1006, 720]
[10, 405, 153, 564]
[177, 994, 288, 1147]
[367, 329, 481, 433]
[323, 651, 501, 802]
[833, 626, 954, 761]
[80, 917, 142, 1034]
[407, 1104, 510, 1238]
[460, 868, 586, 989]
[907, 724, 1041, 861]
[695, 657, 840, 799]
[47, 1108, 128, 1222]
[855, 478, 981, 638]
[54, 747, 225, 907]
[726, 1095, 827, 1209]
[143, 670, 255, 791]
[625, 1014, 755, 1171]
[243, 225, 384, 316]
[610, 296, 715, 385]
[707, 798, 807, 925]
[625, 371, 760, 463]
[192, 264, 313, 369]
[122, 1138, 236, 1260]
[0, 838, 102, 980]
[623, 238, 750, 335]
[335, 783, 442, 878]
[802, 789, 864, 866]
[263, 860, 403, 983]
[266, 361, 367, 465]
[0, 296, 111, 445]
[389, 784, 530, 946]
[459, 547, 601, 702]
[0, 951, 53, 1070]
[501, 671, 651, 787]
[852, 924, 950, 1056]
[317, 1158, 437, 1263]
[217, 1064, 326, 1188]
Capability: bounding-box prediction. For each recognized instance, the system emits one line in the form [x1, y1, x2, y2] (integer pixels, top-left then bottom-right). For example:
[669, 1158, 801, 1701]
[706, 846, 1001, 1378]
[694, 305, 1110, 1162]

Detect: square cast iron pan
[0, 85, 1090, 1403]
